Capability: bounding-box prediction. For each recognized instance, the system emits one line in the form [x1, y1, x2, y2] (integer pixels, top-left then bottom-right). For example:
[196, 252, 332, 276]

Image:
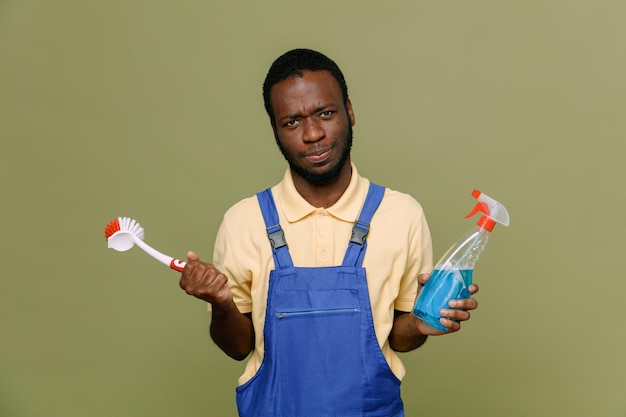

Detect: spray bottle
[412, 189, 510, 332]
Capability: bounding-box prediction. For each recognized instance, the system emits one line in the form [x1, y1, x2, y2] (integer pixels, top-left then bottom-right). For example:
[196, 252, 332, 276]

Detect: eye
[285, 119, 300, 128]
[320, 110, 334, 118]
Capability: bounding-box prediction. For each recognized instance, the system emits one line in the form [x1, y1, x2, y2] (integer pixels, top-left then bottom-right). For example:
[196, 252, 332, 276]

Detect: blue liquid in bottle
[412, 268, 473, 332]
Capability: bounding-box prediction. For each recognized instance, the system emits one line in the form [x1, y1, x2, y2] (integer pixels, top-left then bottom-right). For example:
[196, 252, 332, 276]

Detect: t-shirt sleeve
[394, 202, 433, 312]
[210, 215, 253, 314]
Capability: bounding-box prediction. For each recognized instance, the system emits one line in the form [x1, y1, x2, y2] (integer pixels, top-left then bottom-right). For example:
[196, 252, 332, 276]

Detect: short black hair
[262, 48, 349, 124]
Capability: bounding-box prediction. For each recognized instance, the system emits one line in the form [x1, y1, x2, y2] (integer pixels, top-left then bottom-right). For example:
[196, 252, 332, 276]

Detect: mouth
[304, 146, 332, 164]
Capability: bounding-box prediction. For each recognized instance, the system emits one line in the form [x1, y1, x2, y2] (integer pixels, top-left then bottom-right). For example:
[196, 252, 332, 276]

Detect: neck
[291, 161, 352, 208]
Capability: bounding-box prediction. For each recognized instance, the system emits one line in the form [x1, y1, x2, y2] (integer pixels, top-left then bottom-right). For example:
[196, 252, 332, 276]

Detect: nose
[302, 118, 325, 143]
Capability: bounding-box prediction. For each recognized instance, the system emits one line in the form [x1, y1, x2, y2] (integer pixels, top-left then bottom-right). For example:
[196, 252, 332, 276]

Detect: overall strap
[256, 188, 294, 269]
[342, 182, 386, 267]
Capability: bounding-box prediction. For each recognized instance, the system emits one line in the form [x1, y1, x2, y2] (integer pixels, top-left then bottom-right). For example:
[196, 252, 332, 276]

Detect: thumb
[415, 273, 431, 303]
[186, 250, 200, 262]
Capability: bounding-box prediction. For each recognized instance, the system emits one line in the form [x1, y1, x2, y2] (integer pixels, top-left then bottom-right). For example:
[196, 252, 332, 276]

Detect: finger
[441, 308, 471, 322]
[180, 253, 200, 277]
[197, 269, 231, 303]
[414, 273, 431, 303]
[197, 266, 222, 289]
[179, 263, 199, 290]
[439, 317, 461, 333]
[449, 298, 478, 311]
[468, 283, 480, 294]
[181, 263, 208, 295]
[205, 271, 229, 294]
[180, 258, 206, 290]
[416, 318, 447, 336]
[189, 264, 223, 293]
[418, 273, 430, 286]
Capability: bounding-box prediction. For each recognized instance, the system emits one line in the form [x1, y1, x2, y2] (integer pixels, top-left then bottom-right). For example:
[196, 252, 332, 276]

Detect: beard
[277, 124, 353, 186]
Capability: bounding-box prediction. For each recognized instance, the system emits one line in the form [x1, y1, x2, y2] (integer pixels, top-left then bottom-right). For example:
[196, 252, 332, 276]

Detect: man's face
[270, 70, 355, 186]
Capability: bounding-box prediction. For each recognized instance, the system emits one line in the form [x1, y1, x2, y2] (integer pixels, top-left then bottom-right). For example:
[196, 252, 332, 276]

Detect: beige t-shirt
[212, 164, 433, 385]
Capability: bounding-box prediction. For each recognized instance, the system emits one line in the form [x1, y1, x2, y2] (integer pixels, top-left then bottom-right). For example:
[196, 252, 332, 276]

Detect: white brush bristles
[118, 217, 145, 241]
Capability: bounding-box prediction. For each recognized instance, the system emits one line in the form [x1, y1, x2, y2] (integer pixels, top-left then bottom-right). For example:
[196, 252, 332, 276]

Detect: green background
[2, 1, 625, 416]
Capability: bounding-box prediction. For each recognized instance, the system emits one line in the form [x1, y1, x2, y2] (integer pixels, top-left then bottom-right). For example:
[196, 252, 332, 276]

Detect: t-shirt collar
[276, 162, 368, 223]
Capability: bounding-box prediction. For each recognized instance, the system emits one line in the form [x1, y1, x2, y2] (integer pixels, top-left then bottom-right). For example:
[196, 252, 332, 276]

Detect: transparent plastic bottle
[412, 189, 509, 332]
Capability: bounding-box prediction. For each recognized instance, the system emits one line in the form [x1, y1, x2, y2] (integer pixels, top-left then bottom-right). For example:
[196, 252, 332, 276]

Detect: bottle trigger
[465, 202, 490, 219]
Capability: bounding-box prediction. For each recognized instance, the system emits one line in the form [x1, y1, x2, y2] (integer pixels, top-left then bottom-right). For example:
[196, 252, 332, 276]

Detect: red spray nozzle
[464, 189, 510, 231]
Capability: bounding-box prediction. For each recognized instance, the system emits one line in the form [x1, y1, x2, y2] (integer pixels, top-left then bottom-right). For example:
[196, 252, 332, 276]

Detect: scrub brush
[104, 217, 186, 272]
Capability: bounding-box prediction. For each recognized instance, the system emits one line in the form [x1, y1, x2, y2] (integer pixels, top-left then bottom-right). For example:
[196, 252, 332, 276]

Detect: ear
[271, 123, 280, 145]
[345, 99, 355, 126]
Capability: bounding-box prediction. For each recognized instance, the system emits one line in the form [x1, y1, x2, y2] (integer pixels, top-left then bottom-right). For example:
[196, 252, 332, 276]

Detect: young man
[180, 48, 479, 417]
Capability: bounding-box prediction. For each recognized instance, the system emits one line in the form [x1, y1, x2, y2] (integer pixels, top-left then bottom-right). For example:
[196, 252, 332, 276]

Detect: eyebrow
[279, 104, 333, 123]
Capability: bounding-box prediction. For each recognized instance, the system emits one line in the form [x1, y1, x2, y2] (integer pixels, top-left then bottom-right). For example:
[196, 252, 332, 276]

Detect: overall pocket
[272, 289, 363, 416]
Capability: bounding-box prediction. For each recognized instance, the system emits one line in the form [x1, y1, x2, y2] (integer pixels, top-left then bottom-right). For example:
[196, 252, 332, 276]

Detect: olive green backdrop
[1, 1, 625, 416]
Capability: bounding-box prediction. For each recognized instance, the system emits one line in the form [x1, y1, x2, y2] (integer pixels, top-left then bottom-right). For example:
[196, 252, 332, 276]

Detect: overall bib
[236, 183, 404, 417]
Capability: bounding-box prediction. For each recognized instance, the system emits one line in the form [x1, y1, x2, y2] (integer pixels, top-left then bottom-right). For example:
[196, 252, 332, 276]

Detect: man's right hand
[179, 251, 233, 307]
[179, 251, 254, 360]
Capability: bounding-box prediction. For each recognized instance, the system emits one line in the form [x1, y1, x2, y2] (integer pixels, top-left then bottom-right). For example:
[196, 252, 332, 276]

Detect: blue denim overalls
[236, 183, 404, 417]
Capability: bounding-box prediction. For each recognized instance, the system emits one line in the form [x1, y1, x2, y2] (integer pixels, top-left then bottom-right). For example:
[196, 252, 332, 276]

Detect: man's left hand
[415, 273, 479, 335]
